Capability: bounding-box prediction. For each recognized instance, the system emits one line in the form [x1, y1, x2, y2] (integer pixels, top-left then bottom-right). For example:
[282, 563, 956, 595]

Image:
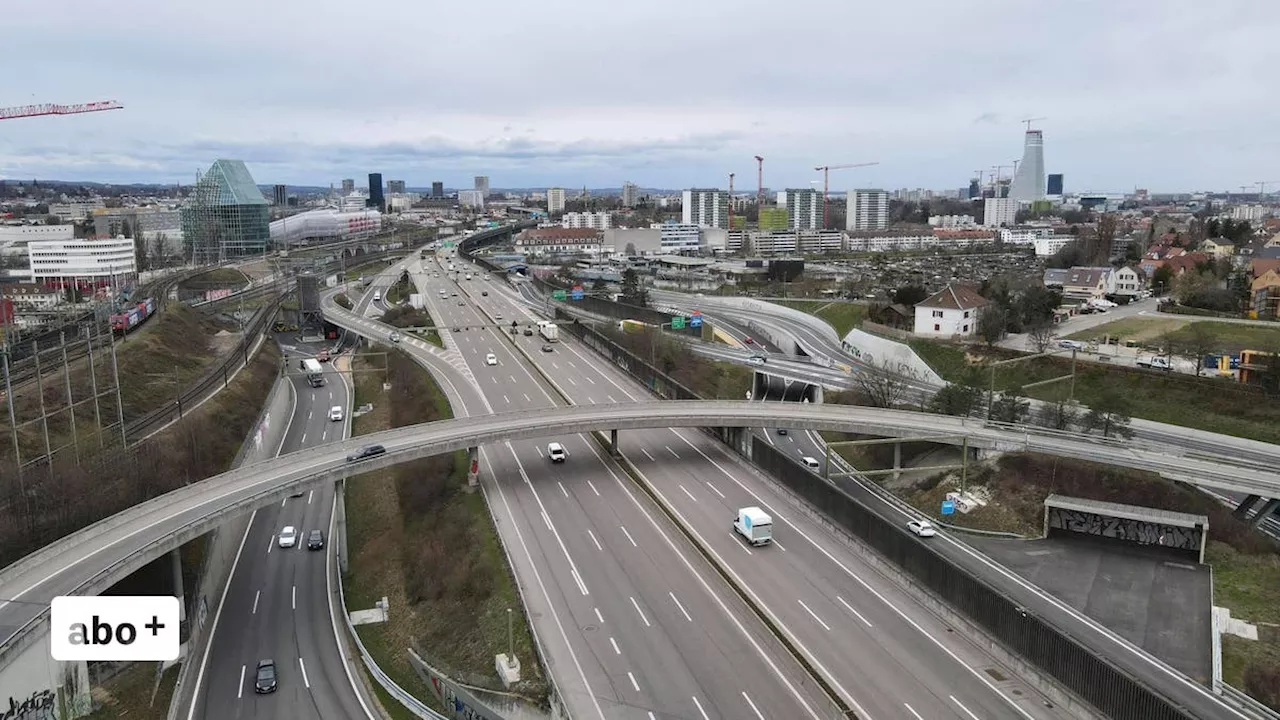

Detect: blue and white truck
[733, 507, 772, 546]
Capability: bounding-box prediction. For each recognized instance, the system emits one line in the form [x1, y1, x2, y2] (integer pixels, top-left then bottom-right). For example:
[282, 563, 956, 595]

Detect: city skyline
[2, 0, 1277, 192]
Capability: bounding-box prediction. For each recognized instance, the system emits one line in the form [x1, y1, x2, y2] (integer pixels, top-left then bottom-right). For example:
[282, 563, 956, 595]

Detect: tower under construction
[1009, 129, 1046, 203]
[180, 159, 271, 264]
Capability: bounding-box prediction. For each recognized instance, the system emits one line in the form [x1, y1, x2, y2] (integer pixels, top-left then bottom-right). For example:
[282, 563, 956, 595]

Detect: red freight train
[110, 297, 157, 334]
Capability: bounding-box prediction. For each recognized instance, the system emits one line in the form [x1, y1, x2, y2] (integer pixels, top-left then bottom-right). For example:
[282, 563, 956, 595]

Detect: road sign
[552, 290, 567, 301]
[941, 500, 955, 515]
[671, 316, 685, 330]
[689, 311, 702, 328]
[571, 286, 584, 300]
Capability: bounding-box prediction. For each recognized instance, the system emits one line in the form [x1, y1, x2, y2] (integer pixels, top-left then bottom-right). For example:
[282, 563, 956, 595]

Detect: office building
[547, 187, 566, 214]
[270, 208, 381, 246]
[367, 173, 385, 212]
[474, 176, 490, 196]
[1047, 174, 1064, 196]
[621, 181, 639, 208]
[180, 159, 271, 264]
[846, 189, 889, 231]
[1009, 129, 1046, 203]
[657, 223, 702, 253]
[431, 181, 444, 198]
[777, 188, 823, 230]
[48, 200, 105, 222]
[968, 178, 981, 199]
[387, 180, 406, 194]
[272, 184, 287, 206]
[983, 197, 1018, 227]
[681, 189, 730, 229]
[458, 190, 485, 209]
[27, 237, 136, 290]
[341, 178, 355, 194]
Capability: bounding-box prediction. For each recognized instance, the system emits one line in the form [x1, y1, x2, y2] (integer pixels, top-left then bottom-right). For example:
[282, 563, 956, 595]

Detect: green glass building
[181, 159, 271, 264]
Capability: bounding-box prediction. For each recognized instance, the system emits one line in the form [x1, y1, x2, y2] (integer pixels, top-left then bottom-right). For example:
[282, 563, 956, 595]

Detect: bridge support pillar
[892, 442, 902, 482]
[335, 479, 350, 574]
[1250, 499, 1280, 528]
[609, 430, 621, 458]
[171, 548, 188, 648]
[1234, 494, 1261, 518]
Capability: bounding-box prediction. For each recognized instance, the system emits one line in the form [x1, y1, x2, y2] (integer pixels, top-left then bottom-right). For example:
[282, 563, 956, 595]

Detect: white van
[373, 290, 382, 302]
[801, 456, 821, 470]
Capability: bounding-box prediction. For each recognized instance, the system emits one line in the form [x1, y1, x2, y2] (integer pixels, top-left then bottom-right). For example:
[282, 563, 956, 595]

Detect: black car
[541, 344, 554, 353]
[307, 530, 325, 550]
[776, 428, 788, 436]
[255, 660, 277, 694]
[523, 328, 534, 336]
[481, 291, 488, 296]
[345, 444, 386, 462]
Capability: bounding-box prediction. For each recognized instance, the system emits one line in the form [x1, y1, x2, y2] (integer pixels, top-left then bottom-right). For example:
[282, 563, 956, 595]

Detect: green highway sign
[671, 316, 686, 330]
[552, 290, 568, 301]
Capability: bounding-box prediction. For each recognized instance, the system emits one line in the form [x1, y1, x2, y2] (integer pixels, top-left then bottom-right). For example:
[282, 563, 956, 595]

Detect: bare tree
[1179, 323, 1217, 376]
[1034, 398, 1081, 431]
[1027, 321, 1058, 353]
[851, 359, 919, 408]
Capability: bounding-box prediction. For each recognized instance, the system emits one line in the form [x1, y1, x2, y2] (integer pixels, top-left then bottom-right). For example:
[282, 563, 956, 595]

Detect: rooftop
[918, 282, 988, 311]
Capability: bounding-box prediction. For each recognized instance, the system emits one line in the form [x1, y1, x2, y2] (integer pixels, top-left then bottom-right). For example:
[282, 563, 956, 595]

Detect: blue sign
[940, 500, 956, 515]
[690, 312, 702, 328]
[570, 287, 584, 300]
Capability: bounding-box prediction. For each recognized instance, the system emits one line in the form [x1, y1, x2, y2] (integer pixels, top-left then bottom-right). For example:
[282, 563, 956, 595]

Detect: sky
[4, 0, 1279, 193]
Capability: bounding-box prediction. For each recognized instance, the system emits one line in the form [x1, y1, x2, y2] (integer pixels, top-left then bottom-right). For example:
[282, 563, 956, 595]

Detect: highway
[187, 312, 373, 717]
[385, 252, 833, 719]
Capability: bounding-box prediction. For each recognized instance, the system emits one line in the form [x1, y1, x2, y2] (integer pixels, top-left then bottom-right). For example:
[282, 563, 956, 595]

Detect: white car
[328, 406, 343, 422]
[278, 526, 298, 548]
[547, 442, 567, 463]
[485, 353, 498, 366]
[907, 520, 937, 537]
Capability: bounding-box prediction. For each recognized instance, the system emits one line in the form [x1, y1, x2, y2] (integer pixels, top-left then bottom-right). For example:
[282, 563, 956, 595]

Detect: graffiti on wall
[1047, 507, 1202, 552]
[2, 689, 55, 720]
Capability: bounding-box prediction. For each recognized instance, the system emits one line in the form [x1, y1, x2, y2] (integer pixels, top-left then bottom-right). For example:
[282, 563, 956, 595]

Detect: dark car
[541, 344, 554, 353]
[255, 660, 277, 694]
[345, 444, 386, 462]
[307, 530, 325, 550]
[481, 291, 488, 296]
[523, 328, 534, 336]
[776, 428, 788, 436]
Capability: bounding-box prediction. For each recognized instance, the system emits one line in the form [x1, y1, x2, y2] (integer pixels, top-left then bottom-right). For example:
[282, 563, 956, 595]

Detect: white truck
[1136, 355, 1170, 370]
[538, 322, 559, 343]
[733, 507, 772, 546]
[300, 358, 325, 387]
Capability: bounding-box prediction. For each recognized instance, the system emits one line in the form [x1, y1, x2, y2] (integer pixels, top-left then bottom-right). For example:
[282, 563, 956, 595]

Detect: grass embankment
[774, 299, 867, 337]
[84, 663, 179, 719]
[605, 324, 753, 398]
[910, 339, 1280, 444]
[342, 351, 547, 712]
[335, 293, 353, 310]
[382, 306, 441, 348]
[180, 267, 250, 289]
[1067, 318, 1280, 355]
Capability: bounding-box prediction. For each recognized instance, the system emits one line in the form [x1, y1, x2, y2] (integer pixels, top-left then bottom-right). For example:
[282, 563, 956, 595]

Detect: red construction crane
[0, 100, 123, 121]
[814, 161, 879, 229]
[754, 156, 764, 211]
[728, 172, 736, 231]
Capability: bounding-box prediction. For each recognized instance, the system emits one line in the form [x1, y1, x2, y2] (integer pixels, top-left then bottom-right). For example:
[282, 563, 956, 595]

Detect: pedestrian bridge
[3, 400, 1278, 672]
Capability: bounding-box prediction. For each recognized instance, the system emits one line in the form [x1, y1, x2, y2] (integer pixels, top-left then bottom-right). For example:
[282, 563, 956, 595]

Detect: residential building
[515, 227, 605, 255]
[431, 181, 444, 198]
[758, 207, 789, 231]
[927, 215, 976, 228]
[1200, 238, 1235, 259]
[1059, 266, 1111, 302]
[1009, 129, 1046, 203]
[1231, 204, 1266, 222]
[341, 178, 355, 194]
[49, 200, 105, 222]
[28, 237, 137, 290]
[387, 180, 406, 194]
[621, 181, 639, 208]
[1250, 268, 1280, 319]
[1111, 265, 1145, 297]
[0, 283, 61, 309]
[474, 176, 490, 196]
[1033, 235, 1075, 257]
[179, 159, 271, 264]
[547, 187, 566, 214]
[656, 224, 701, 253]
[91, 207, 184, 257]
[844, 229, 995, 253]
[846, 189, 888, 231]
[777, 188, 823, 230]
[725, 230, 844, 255]
[561, 212, 612, 230]
[458, 190, 485, 209]
[913, 283, 988, 338]
[368, 173, 385, 212]
[983, 197, 1018, 227]
[682, 189, 730, 229]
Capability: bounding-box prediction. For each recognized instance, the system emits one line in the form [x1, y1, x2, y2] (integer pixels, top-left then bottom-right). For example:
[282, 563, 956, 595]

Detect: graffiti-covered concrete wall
[1046, 506, 1205, 562]
[0, 628, 91, 720]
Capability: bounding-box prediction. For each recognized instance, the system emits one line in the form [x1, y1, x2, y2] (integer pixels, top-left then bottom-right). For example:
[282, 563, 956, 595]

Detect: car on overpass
[907, 520, 937, 537]
[346, 444, 386, 462]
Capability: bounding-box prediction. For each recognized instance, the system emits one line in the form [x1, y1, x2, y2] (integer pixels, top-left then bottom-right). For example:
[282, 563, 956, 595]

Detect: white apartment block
[561, 212, 612, 230]
[28, 237, 137, 286]
[725, 230, 844, 255]
[657, 224, 702, 253]
[928, 214, 976, 228]
[983, 197, 1018, 227]
[621, 182, 639, 208]
[49, 200, 105, 222]
[845, 233, 993, 253]
[682, 189, 729, 229]
[776, 189, 824, 230]
[547, 187, 566, 214]
[847, 189, 888, 231]
[458, 190, 486, 209]
[1033, 235, 1075, 257]
[1230, 204, 1266, 222]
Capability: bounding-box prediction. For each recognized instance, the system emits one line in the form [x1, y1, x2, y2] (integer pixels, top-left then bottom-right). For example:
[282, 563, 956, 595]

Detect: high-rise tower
[1009, 129, 1045, 203]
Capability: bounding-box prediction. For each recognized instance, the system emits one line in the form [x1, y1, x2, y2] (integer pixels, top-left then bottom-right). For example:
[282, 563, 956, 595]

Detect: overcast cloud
[3, 0, 1278, 192]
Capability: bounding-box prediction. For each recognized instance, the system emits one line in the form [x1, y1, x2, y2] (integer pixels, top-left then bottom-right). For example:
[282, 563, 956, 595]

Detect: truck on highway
[301, 358, 325, 387]
[538, 322, 559, 343]
[733, 507, 772, 546]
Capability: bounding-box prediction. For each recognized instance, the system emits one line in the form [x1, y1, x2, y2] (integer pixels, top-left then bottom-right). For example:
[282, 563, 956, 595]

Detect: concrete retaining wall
[841, 328, 944, 385]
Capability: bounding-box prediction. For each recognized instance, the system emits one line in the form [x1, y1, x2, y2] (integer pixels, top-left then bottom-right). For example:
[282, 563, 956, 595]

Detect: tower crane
[754, 156, 764, 211]
[1021, 116, 1046, 132]
[814, 161, 879, 228]
[0, 100, 123, 121]
[1257, 181, 1279, 200]
[728, 172, 735, 231]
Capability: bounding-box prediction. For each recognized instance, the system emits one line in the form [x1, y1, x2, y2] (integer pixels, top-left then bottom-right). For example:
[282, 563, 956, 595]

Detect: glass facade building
[180, 159, 271, 264]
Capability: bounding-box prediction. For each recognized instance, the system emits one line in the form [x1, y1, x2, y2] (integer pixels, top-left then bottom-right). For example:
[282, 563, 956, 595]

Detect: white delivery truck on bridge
[537, 320, 559, 342]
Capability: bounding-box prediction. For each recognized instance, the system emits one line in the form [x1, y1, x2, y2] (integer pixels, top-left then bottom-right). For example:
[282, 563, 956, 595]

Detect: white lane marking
[535, 446, 543, 458]
[773, 539, 788, 552]
[251, 591, 260, 615]
[491, 377, 497, 384]
[594, 607, 604, 624]
[648, 713, 655, 720]
[586, 376, 595, 384]
[797, 599, 831, 631]
[552, 362, 559, 370]
[620, 526, 638, 547]
[742, 691, 766, 720]
[586, 530, 602, 551]
[558, 481, 569, 497]
[669, 592, 693, 622]
[237, 665, 245, 699]
[504, 395, 510, 404]
[523, 393, 531, 402]
[951, 696, 980, 720]
[509, 375, 517, 384]
[736, 540, 754, 555]
[629, 596, 651, 627]
[588, 396, 596, 404]
[665, 445, 679, 459]
[641, 448, 655, 461]
[267, 537, 273, 554]
[586, 480, 600, 496]
[705, 482, 725, 499]
[607, 395, 616, 402]
[904, 703, 924, 720]
[692, 696, 710, 720]
[541, 511, 552, 531]
[291, 585, 296, 610]
[280, 497, 286, 508]
[307, 409, 313, 421]
[610, 637, 621, 655]
[299, 657, 311, 689]
[837, 596, 873, 628]
[322, 428, 328, 442]
[679, 485, 696, 502]
[307, 489, 313, 505]
[627, 671, 640, 693]
[301, 431, 307, 444]
[567, 377, 577, 386]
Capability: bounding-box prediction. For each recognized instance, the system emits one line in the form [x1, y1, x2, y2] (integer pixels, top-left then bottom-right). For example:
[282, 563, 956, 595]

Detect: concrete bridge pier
[171, 548, 188, 652]
[609, 429, 621, 458]
[1250, 498, 1280, 528]
[334, 478, 350, 574]
[1233, 494, 1261, 519]
[892, 442, 902, 483]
